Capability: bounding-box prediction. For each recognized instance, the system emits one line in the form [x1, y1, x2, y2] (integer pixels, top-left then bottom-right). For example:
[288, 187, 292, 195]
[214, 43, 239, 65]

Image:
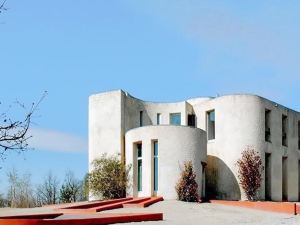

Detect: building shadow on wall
[206, 155, 241, 200]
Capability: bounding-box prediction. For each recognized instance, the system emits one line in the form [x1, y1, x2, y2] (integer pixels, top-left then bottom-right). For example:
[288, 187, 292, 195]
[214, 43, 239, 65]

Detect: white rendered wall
[89, 90, 124, 167]
[89, 90, 300, 202]
[124, 92, 210, 129]
[191, 94, 300, 201]
[125, 125, 207, 199]
[262, 99, 300, 201]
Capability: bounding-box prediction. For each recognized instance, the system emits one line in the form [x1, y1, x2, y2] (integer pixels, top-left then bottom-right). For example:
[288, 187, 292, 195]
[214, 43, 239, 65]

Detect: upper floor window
[170, 113, 181, 125]
[157, 113, 161, 125]
[188, 114, 196, 127]
[207, 110, 215, 140]
[282, 115, 288, 147]
[139, 111, 143, 127]
[265, 109, 271, 142]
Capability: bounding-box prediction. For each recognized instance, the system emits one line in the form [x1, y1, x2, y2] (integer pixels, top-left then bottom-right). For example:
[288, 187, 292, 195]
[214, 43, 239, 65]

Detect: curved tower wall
[89, 90, 209, 165]
[125, 125, 207, 199]
[192, 95, 300, 201]
[192, 95, 264, 200]
[89, 90, 300, 201]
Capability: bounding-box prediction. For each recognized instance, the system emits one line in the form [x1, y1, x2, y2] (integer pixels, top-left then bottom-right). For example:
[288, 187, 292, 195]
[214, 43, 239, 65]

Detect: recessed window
[265, 153, 271, 200]
[153, 141, 158, 192]
[282, 115, 288, 147]
[139, 111, 143, 127]
[170, 113, 181, 125]
[282, 157, 288, 200]
[207, 110, 215, 140]
[188, 114, 196, 127]
[157, 113, 161, 125]
[137, 143, 142, 192]
[265, 109, 271, 142]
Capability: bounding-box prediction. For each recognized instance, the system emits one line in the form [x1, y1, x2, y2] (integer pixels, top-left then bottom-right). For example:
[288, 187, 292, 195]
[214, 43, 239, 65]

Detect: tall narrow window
[137, 144, 142, 192]
[265, 109, 271, 142]
[170, 113, 181, 125]
[139, 111, 143, 127]
[265, 153, 271, 200]
[153, 141, 158, 192]
[188, 114, 196, 127]
[207, 110, 215, 140]
[298, 121, 300, 150]
[157, 113, 161, 125]
[282, 157, 288, 201]
[282, 115, 288, 147]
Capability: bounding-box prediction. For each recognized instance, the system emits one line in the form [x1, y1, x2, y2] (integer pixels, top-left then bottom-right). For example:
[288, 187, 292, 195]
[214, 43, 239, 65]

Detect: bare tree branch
[0, 91, 48, 159]
[36, 171, 59, 206]
[0, 0, 7, 14]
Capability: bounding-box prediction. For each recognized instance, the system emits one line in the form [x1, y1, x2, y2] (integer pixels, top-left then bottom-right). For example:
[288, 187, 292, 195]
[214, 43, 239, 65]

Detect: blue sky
[0, 0, 300, 192]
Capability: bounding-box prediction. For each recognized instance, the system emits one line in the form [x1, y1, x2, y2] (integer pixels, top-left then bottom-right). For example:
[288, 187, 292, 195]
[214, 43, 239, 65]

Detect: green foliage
[175, 161, 199, 202]
[59, 171, 82, 203]
[236, 146, 264, 201]
[88, 154, 131, 200]
[82, 173, 89, 201]
[59, 184, 74, 203]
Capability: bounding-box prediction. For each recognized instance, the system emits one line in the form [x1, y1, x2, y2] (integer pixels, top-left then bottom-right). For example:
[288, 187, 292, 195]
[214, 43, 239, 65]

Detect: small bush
[88, 154, 131, 200]
[236, 146, 264, 201]
[175, 161, 199, 202]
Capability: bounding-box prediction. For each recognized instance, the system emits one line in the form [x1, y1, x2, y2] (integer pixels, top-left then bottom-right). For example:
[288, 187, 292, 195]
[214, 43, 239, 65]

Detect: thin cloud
[126, 1, 300, 76]
[124, 1, 300, 106]
[28, 128, 87, 153]
[186, 10, 300, 74]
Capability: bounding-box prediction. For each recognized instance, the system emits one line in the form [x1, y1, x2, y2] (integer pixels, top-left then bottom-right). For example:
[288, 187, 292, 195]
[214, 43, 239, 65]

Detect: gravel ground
[106, 200, 300, 225]
[0, 206, 57, 216]
[1, 200, 300, 225]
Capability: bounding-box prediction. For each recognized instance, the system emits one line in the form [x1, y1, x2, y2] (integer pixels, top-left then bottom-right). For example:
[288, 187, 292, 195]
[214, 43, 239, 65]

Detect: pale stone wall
[261, 99, 300, 201]
[88, 90, 124, 168]
[125, 125, 207, 199]
[89, 90, 300, 201]
[191, 94, 300, 201]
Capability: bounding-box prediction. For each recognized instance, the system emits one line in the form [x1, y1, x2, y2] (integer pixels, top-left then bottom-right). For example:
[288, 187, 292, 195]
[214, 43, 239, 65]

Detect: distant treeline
[0, 169, 89, 208]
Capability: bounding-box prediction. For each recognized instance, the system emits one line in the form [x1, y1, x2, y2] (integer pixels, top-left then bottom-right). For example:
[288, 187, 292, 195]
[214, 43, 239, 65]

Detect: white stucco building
[89, 90, 300, 201]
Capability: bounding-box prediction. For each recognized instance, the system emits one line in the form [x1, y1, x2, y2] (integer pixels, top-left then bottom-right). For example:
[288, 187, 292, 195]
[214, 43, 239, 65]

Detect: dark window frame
[188, 114, 196, 127]
[282, 115, 288, 147]
[207, 110, 215, 140]
[265, 109, 271, 143]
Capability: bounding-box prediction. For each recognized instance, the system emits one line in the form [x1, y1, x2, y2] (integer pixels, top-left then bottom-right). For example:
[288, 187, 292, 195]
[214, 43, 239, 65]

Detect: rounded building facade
[89, 90, 300, 201]
[125, 125, 207, 199]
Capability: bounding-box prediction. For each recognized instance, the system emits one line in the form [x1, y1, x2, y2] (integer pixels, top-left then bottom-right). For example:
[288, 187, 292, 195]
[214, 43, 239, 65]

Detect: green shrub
[88, 154, 131, 200]
[175, 161, 199, 202]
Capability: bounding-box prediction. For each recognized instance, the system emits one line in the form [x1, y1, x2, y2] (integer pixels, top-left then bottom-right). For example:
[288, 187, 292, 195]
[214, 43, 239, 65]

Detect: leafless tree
[7, 168, 35, 208]
[36, 172, 60, 206]
[236, 146, 264, 201]
[0, 1, 7, 14]
[0, 91, 47, 160]
[0, 193, 7, 207]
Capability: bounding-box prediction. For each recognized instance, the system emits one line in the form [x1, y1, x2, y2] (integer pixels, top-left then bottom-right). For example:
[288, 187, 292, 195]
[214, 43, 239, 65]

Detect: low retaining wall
[210, 200, 298, 215]
[0, 197, 164, 225]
